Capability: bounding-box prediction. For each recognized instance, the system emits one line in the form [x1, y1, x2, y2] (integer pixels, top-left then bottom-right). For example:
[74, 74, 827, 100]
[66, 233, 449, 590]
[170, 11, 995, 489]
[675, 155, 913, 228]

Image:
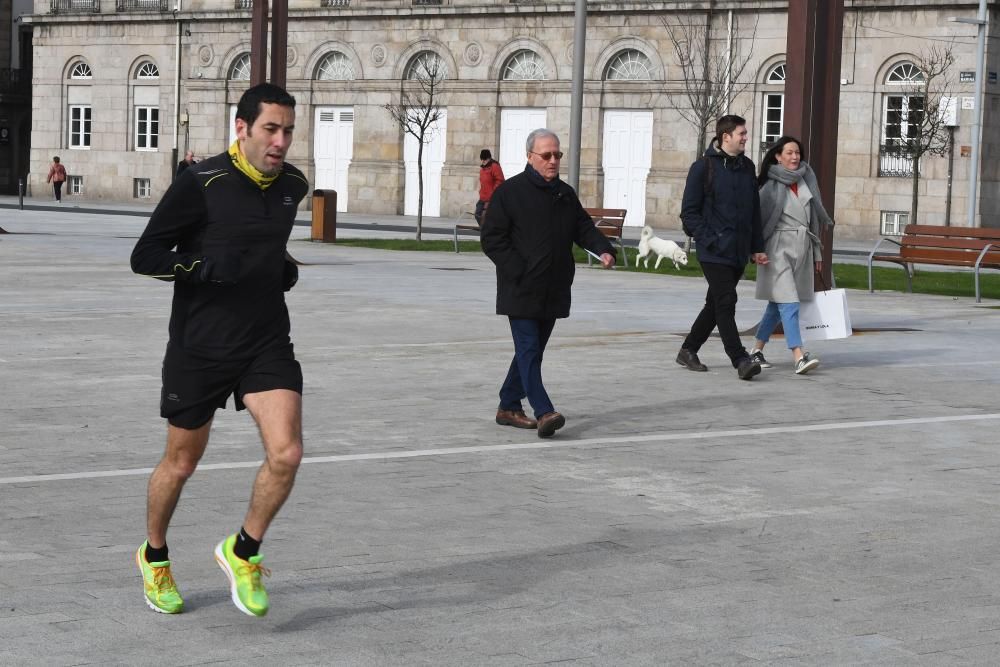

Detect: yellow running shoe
[214, 534, 270, 617]
[136, 541, 184, 614]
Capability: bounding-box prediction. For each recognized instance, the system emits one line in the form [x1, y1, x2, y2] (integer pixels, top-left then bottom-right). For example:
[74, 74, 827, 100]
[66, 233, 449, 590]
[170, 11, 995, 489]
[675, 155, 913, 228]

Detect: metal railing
[50, 0, 101, 14]
[320, 0, 349, 6]
[234, 0, 252, 8]
[116, 0, 169, 10]
[878, 143, 917, 178]
[413, 0, 443, 5]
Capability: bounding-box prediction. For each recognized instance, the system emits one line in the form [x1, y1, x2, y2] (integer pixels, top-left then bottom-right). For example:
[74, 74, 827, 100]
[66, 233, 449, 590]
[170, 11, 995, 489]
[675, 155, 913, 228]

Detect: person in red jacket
[46, 156, 67, 202]
[475, 148, 505, 224]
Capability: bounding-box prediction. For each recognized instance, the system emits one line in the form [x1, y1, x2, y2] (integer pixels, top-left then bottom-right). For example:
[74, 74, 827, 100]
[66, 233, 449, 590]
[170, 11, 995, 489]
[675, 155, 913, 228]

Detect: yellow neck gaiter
[228, 140, 279, 190]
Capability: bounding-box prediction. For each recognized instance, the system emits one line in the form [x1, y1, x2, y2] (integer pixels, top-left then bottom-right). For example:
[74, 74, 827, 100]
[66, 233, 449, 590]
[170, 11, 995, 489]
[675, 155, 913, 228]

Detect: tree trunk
[416, 136, 424, 241]
[910, 154, 920, 226]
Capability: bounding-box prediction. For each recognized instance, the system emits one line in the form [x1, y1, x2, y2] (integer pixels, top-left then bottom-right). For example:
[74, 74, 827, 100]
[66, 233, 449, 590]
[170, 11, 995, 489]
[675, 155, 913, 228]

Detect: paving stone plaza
[2, 203, 1000, 664]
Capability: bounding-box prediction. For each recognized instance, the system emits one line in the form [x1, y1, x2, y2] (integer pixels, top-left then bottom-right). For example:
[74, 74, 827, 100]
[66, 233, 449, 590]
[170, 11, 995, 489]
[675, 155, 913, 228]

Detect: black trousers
[682, 261, 749, 367]
[53, 181, 63, 201]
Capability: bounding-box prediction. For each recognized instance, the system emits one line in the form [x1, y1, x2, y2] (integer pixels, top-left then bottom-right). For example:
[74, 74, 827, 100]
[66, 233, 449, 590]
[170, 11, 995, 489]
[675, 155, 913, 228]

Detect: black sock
[233, 527, 261, 561]
[145, 542, 169, 563]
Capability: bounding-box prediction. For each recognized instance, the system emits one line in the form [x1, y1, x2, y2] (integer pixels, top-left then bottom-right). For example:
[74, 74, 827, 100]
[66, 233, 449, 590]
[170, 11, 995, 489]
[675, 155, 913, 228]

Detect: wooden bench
[453, 211, 479, 253]
[867, 224, 1000, 302]
[584, 207, 628, 266]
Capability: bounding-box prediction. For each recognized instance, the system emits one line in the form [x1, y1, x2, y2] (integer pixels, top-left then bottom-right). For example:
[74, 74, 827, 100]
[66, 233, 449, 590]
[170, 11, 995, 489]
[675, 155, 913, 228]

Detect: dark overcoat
[481, 170, 615, 319]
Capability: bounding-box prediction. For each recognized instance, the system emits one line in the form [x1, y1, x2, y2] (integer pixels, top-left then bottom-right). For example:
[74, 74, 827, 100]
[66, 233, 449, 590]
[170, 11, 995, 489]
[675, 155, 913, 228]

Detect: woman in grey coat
[749, 136, 834, 375]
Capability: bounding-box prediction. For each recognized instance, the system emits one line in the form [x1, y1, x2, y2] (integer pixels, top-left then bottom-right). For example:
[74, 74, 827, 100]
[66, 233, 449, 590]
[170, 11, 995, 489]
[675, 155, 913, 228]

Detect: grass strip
[299, 237, 1000, 301]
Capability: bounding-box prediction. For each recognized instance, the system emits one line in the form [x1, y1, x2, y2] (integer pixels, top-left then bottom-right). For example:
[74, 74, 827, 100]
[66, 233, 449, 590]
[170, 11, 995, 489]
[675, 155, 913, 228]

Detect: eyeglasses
[529, 151, 564, 161]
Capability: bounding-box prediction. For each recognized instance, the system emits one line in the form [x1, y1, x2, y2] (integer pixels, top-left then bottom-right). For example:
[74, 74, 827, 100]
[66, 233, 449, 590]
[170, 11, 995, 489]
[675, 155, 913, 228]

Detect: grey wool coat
[755, 167, 833, 303]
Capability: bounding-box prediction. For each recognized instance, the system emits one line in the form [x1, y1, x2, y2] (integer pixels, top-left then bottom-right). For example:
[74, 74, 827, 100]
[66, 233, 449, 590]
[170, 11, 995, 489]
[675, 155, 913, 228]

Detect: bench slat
[902, 235, 1000, 251]
[900, 247, 1000, 267]
[903, 224, 1000, 241]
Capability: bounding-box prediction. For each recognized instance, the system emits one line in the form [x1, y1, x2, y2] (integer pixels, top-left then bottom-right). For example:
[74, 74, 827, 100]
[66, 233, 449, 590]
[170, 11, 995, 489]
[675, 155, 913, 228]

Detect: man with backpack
[676, 115, 769, 380]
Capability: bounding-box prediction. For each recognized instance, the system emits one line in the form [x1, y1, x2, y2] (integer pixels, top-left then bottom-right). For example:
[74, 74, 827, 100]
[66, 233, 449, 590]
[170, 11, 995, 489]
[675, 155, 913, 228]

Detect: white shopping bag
[799, 289, 852, 341]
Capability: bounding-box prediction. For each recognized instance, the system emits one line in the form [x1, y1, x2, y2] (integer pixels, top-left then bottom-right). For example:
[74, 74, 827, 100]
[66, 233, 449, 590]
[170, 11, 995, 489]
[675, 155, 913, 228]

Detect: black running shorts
[160, 342, 303, 429]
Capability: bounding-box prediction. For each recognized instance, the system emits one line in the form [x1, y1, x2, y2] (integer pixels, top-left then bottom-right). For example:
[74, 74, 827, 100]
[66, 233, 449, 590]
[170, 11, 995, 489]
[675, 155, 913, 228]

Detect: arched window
[136, 61, 159, 79]
[761, 62, 786, 151]
[70, 62, 93, 79]
[879, 62, 925, 178]
[405, 51, 447, 81]
[229, 53, 252, 81]
[604, 49, 653, 81]
[766, 63, 785, 84]
[315, 52, 355, 81]
[886, 62, 924, 85]
[502, 50, 546, 81]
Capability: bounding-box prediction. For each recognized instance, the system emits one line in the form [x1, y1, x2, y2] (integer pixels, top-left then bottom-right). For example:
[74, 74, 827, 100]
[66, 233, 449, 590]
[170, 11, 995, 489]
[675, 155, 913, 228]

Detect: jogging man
[130, 83, 309, 616]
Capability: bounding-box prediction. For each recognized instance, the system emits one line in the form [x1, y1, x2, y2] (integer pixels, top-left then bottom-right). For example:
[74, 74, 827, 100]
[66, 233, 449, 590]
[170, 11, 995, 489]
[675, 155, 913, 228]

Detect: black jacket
[481, 168, 615, 319]
[131, 151, 310, 360]
[680, 144, 764, 267]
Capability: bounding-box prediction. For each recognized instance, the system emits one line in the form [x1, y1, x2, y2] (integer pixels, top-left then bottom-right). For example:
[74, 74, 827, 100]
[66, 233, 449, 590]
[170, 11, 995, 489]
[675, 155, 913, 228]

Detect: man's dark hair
[236, 83, 296, 129]
[53, 156, 60, 163]
[714, 114, 746, 146]
[757, 135, 804, 187]
[480, 149, 492, 160]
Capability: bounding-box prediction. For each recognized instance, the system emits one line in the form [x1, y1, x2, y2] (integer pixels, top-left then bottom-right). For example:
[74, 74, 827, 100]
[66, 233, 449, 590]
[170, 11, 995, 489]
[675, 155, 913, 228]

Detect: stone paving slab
[2, 207, 1000, 665]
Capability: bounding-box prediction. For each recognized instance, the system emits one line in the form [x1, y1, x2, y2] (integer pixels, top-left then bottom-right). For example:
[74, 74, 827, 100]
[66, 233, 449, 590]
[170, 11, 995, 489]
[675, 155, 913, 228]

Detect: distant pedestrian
[481, 129, 615, 438]
[676, 114, 768, 380]
[176, 150, 196, 179]
[475, 149, 504, 225]
[46, 156, 67, 202]
[749, 135, 834, 375]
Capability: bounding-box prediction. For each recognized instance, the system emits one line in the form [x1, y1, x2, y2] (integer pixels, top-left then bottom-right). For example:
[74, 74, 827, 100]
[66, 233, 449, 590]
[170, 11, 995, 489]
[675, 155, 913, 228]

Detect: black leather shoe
[737, 357, 761, 380]
[676, 348, 708, 372]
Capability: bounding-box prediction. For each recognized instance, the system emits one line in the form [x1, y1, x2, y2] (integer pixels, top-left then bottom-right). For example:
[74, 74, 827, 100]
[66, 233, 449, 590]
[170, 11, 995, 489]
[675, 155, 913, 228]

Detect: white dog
[636, 225, 689, 270]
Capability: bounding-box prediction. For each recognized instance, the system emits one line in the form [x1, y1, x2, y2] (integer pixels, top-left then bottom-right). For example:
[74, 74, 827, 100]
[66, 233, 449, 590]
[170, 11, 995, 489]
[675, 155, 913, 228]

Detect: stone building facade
[26, 0, 1000, 239]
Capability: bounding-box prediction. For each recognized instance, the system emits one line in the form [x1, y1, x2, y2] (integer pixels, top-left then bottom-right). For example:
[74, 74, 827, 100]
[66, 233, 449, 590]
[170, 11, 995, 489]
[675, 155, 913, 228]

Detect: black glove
[195, 253, 241, 285]
[282, 259, 298, 292]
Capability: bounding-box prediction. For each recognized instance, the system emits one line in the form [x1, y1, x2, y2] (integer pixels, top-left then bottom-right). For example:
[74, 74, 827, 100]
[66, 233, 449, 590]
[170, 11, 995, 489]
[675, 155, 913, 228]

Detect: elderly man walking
[481, 128, 615, 438]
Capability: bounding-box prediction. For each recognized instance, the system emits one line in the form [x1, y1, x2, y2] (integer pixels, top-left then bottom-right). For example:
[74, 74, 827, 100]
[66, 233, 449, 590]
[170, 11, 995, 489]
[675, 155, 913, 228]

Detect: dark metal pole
[250, 0, 269, 86]
[18, 178, 24, 210]
[784, 0, 845, 290]
[270, 0, 287, 87]
[945, 125, 955, 226]
[567, 0, 587, 191]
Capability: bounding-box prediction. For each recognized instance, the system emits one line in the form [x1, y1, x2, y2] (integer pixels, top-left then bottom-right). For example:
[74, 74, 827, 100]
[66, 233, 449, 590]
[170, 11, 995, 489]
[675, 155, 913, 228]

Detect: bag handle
[815, 271, 830, 292]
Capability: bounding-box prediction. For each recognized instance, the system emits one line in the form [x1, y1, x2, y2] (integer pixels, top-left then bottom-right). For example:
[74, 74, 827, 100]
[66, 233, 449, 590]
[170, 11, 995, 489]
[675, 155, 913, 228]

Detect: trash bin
[311, 189, 337, 243]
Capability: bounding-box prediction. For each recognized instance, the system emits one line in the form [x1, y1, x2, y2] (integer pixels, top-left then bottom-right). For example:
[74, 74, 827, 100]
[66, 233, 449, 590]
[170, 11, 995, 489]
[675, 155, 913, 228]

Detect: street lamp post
[567, 0, 587, 192]
[950, 0, 988, 227]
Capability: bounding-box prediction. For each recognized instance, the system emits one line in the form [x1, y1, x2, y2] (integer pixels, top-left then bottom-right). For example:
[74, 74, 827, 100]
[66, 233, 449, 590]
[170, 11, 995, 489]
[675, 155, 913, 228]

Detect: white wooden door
[499, 108, 546, 181]
[228, 105, 237, 149]
[602, 110, 653, 227]
[314, 107, 355, 212]
[404, 110, 447, 216]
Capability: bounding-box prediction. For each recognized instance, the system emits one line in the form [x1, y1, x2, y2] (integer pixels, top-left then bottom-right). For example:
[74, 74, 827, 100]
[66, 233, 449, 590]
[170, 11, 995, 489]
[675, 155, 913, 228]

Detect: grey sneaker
[676, 348, 708, 372]
[795, 353, 820, 375]
[748, 350, 771, 368]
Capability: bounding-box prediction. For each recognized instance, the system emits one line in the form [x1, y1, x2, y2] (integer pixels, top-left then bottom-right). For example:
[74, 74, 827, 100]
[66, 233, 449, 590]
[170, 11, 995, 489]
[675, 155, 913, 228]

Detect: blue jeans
[756, 302, 803, 350]
[499, 317, 556, 419]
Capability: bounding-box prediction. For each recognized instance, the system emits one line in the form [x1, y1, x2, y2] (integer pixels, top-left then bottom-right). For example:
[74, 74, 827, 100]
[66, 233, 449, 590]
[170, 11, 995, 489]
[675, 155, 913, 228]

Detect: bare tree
[384, 52, 446, 241]
[886, 45, 956, 225]
[659, 6, 759, 159]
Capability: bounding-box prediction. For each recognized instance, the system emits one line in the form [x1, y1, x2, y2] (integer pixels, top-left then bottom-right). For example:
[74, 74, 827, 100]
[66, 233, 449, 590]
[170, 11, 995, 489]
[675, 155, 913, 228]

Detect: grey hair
[525, 128, 559, 154]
